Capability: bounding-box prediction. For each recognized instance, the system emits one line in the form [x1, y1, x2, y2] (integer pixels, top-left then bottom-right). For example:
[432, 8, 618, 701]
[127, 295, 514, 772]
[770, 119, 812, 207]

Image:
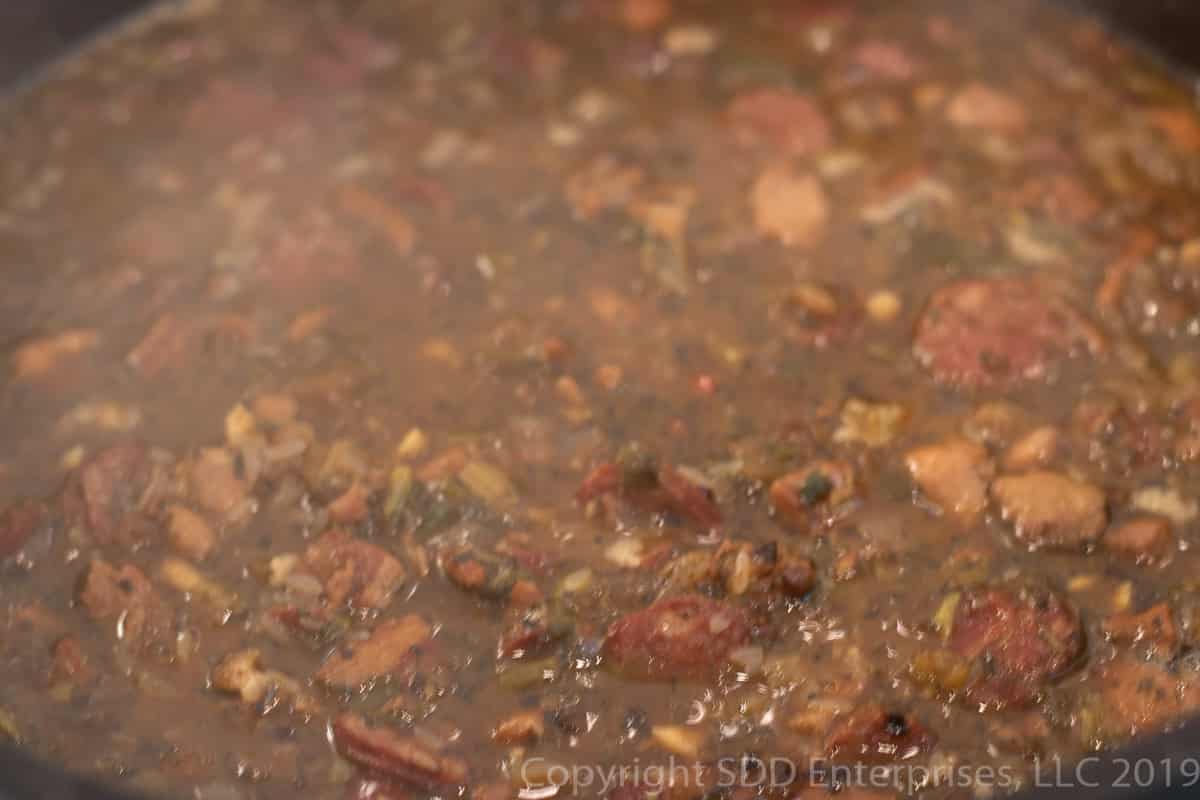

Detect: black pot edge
[0, 0, 161, 102]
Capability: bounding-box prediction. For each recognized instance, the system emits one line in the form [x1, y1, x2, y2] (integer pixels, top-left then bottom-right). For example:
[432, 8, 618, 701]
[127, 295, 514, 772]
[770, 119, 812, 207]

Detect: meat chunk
[316, 615, 432, 689]
[1010, 173, 1100, 227]
[658, 540, 815, 600]
[913, 277, 1102, 388]
[332, 713, 469, 791]
[852, 39, 919, 81]
[1114, 262, 1200, 339]
[0, 499, 48, 561]
[304, 529, 407, 610]
[564, 156, 643, 220]
[772, 282, 863, 349]
[576, 450, 721, 529]
[750, 165, 829, 248]
[945, 585, 1083, 708]
[1084, 659, 1200, 741]
[166, 505, 216, 561]
[127, 312, 254, 378]
[769, 460, 856, 532]
[258, 210, 362, 296]
[327, 483, 370, 524]
[49, 636, 93, 688]
[989, 471, 1107, 550]
[12, 329, 100, 381]
[945, 83, 1028, 132]
[189, 448, 247, 518]
[905, 437, 993, 521]
[212, 649, 316, 713]
[61, 442, 160, 545]
[499, 601, 573, 656]
[602, 595, 750, 679]
[1103, 516, 1173, 564]
[76, 559, 171, 646]
[1102, 603, 1178, 655]
[492, 711, 545, 744]
[727, 88, 831, 155]
[1002, 426, 1059, 471]
[824, 705, 936, 764]
[440, 548, 513, 603]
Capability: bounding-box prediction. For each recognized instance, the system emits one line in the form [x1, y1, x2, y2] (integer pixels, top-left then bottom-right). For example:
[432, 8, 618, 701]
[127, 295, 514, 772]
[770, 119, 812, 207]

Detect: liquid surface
[1, 1, 1200, 799]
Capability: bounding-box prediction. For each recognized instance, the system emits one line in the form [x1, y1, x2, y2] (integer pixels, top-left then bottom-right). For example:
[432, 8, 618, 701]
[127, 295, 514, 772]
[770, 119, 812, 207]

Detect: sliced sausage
[304, 529, 407, 610]
[824, 705, 936, 764]
[989, 471, 1106, 550]
[602, 595, 750, 679]
[913, 277, 1102, 388]
[316, 615, 432, 689]
[332, 713, 469, 791]
[727, 88, 831, 155]
[60, 442, 160, 545]
[946, 585, 1084, 708]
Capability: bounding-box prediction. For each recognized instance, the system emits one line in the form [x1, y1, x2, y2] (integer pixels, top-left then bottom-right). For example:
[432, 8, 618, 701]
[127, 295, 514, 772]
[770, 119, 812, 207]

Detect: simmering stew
[1, 0, 1200, 798]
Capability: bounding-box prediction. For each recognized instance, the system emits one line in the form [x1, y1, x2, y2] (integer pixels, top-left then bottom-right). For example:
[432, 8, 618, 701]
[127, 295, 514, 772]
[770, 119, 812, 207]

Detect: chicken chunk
[77, 559, 171, 647]
[989, 471, 1107, 549]
[905, 437, 994, 521]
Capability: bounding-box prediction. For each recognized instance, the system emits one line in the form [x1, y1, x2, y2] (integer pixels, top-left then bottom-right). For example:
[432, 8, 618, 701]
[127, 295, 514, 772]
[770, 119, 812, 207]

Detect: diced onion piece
[285, 572, 324, 598]
[709, 613, 732, 634]
[1067, 574, 1098, 593]
[605, 538, 645, 568]
[558, 568, 594, 595]
[833, 398, 907, 447]
[725, 549, 753, 596]
[1131, 486, 1198, 524]
[160, 558, 238, 609]
[396, 427, 428, 460]
[932, 592, 960, 639]
[1112, 581, 1134, 613]
[224, 403, 257, 447]
[728, 645, 764, 674]
[385, 465, 414, 516]
[650, 725, 705, 759]
[663, 24, 718, 56]
[459, 460, 516, 505]
[267, 554, 299, 587]
[866, 290, 901, 322]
